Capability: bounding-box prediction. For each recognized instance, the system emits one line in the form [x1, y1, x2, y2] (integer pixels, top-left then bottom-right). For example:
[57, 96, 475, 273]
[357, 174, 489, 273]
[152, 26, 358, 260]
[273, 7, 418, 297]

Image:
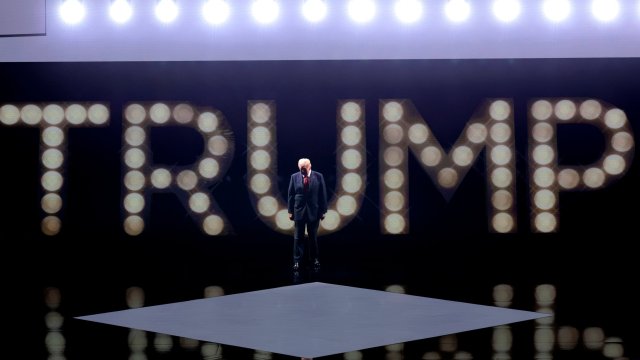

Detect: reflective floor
[21, 235, 639, 360]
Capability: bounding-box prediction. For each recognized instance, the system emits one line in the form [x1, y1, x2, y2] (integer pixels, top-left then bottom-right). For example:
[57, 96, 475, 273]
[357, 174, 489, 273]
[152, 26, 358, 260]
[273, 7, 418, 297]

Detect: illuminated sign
[0, 98, 634, 236]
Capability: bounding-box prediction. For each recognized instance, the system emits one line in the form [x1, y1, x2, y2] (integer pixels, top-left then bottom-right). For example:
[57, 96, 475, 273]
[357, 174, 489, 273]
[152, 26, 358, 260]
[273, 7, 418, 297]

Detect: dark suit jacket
[288, 170, 328, 222]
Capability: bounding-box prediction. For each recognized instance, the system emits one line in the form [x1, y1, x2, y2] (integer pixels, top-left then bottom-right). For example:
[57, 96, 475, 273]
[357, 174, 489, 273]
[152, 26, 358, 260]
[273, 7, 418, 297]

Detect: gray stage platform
[76, 282, 548, 358]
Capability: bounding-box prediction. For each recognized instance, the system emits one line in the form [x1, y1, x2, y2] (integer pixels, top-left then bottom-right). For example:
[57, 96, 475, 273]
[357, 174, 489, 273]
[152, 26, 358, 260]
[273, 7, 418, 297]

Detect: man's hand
[289, 213, 294, 221]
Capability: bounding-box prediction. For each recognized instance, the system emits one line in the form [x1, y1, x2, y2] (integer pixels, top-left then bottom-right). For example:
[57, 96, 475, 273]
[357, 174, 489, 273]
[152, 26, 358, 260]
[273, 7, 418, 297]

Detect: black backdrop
[1, 59, 638, 359]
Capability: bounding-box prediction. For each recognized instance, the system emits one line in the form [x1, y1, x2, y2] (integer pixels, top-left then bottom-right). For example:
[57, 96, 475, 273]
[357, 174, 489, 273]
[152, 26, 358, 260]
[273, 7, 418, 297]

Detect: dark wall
[1, 59, 639, 359]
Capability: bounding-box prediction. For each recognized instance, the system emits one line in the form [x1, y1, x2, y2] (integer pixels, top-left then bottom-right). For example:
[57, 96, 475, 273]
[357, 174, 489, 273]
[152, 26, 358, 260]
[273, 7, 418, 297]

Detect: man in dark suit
[288, 158, 328, 272]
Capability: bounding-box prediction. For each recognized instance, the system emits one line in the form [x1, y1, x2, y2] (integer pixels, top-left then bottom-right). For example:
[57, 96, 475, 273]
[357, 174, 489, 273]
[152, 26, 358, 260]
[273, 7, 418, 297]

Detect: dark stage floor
[16, 233, 639, 360]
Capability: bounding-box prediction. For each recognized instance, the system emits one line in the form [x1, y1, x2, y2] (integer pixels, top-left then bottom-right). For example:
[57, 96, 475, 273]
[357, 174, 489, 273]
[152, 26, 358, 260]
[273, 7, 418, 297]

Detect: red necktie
[303, 175, 309, 191]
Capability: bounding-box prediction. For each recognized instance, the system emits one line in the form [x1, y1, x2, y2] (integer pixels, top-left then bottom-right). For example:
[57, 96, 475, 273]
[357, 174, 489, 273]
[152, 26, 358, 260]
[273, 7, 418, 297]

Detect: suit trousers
[293, 218, 320, 262]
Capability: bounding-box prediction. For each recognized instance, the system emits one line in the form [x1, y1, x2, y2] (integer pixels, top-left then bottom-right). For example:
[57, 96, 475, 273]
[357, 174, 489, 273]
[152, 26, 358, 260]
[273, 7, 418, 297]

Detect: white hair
[298, 158, 311, 168]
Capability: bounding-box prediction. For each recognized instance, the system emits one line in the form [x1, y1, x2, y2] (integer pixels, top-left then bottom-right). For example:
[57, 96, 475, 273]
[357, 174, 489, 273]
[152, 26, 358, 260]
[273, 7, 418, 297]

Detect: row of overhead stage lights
[59, 0, 640, 26]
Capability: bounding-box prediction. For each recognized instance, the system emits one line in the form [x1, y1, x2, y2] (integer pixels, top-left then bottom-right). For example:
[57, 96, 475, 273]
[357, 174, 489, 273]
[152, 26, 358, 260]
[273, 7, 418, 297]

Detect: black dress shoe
[293, 262, 300, 271]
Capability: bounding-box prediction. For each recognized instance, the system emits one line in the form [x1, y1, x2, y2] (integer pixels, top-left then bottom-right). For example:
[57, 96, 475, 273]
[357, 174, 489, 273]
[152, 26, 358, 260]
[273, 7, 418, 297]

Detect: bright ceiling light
[542, 0, 571, 22]
[347, 0, 377, 23]
[202, 0, 230, 25]
[394, 0, 424, 24]
[155, 0, 179, 23]
[492, 0, 521, 22]
[110, 0, 133, 24]
[252, 0, 280, 24]
[302, 0, 328, 23]
[445, 0, 471, 23]
[59, 0, 86, 25]
[591, 0, 620, 22]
